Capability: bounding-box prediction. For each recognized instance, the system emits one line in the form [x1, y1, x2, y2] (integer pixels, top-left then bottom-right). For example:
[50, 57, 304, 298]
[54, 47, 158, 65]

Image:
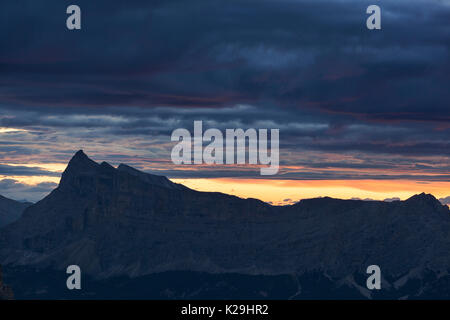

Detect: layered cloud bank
[0, 0, 448, 201]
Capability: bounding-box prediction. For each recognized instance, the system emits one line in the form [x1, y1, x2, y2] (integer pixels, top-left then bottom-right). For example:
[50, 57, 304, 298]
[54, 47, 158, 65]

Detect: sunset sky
[0, 0, 449, 205]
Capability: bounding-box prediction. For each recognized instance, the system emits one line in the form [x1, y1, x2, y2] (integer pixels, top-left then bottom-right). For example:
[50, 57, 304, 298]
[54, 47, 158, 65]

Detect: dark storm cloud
[0, 0, 448, 120]
[0, 0, 448, 182]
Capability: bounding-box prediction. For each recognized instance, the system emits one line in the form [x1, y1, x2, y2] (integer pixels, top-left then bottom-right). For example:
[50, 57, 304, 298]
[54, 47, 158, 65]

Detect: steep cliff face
[0, 151, 449, 295]
[0, 265, 13, 300]
[0, 150, 271, 277]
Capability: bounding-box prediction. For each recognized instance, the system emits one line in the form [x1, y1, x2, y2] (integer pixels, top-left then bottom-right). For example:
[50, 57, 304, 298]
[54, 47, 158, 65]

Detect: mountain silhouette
[0, 195, 31, 228]
[0, 150, 449, 299]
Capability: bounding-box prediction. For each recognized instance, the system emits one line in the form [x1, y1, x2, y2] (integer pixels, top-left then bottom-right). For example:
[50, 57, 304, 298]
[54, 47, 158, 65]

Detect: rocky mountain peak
[58, 151, 187, 193]
[59, 150, 100, 185]
[65, 150, 99, 171]
[405, 193, 445, 208]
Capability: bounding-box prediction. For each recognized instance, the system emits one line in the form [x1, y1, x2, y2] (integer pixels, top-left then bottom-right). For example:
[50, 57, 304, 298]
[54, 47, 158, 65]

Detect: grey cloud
[0, 179, 57, 202]
[0, 164, 60, 177]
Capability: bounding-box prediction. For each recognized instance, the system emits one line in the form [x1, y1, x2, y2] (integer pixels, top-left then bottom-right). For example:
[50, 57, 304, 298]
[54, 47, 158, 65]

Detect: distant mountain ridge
[0, 150, 449, 299]
[0, 195, 32, 228]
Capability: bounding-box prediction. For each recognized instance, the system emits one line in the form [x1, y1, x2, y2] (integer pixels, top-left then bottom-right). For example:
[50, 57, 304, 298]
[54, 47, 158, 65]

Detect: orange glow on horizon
[171, 178, 450, 205]
[0, 175, 61, 185]
[0, 167, 448, 206]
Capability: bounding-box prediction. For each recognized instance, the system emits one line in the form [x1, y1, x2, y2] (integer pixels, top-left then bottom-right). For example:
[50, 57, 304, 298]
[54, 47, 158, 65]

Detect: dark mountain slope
[0, 265, 13, 300]
[0, 195, 31, 228]
[0, 151, 449, 299]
